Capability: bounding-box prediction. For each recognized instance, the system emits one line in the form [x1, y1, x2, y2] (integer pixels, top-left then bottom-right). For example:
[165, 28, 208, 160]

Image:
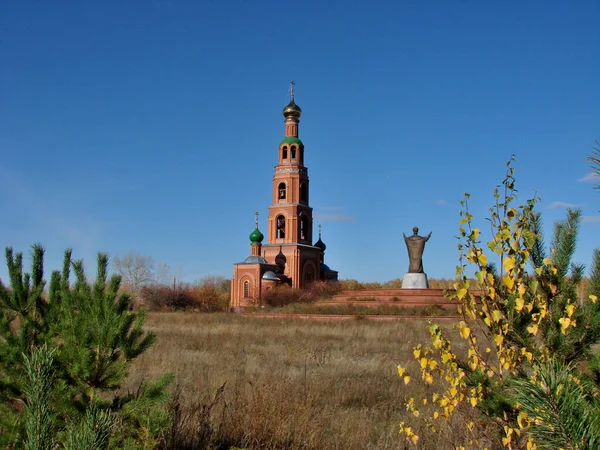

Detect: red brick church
[230, 84, 338, 307]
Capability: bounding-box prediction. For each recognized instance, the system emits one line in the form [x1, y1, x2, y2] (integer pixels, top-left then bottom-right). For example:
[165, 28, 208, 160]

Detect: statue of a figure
[403, 227, 432, 273]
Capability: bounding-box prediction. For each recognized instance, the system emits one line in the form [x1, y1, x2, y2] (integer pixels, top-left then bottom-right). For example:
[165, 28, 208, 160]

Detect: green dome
[279, 136, 303, 147]
[249, 227, 264, 244]
[283, 99, 302, 118]
[314, 238, 326, 251]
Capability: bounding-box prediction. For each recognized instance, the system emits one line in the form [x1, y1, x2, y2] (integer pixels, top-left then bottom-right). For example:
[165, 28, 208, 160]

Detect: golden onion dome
[283, 99, 302, 118]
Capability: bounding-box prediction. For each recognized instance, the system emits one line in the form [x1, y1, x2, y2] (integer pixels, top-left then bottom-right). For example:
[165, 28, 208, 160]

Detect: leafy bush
[397, 158, 600, 449]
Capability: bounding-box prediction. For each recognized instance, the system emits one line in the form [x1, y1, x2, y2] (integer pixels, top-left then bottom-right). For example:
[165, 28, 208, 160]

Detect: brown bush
[260, 285, 304, 307]
[189, 285, 230, 312]
[139, 284, 229, 312]
[303, 280, 343, 299]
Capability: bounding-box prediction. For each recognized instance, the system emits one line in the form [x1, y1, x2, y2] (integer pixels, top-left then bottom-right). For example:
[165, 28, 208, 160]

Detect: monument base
[402, 273, 429, 289]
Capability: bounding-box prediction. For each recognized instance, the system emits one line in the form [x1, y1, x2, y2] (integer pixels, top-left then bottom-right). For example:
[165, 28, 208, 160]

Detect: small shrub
[304, 281, 342, 300]
[261, 285, 304, 307]
[141, 285, 197, 311]
[140, 284, 230, 312]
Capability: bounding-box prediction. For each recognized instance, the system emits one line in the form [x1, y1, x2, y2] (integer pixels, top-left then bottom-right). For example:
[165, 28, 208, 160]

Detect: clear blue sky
[1, 0, 599, 284]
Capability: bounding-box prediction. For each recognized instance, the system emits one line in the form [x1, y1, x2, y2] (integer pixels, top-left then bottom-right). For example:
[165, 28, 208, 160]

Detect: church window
[300, 215, 309, 240]
[290, 146, 296, 159]
[243, 280, 250, 298]
[282, 146, 288, 159]
[300, 183, 307, 203]
[278, 182, 286, 200]
[276, 215, 286, 239]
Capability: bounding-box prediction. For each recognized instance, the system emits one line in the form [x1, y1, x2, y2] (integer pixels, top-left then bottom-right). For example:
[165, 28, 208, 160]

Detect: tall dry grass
[122, 313, 490, 449]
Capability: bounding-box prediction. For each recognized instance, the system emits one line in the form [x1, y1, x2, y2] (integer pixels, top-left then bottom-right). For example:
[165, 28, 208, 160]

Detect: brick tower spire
[263, 83, 319, 287]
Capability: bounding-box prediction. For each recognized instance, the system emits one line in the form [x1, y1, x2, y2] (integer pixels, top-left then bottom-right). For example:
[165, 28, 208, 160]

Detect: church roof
[279, 136, 303, 147]
[262, 271, 280, 281]
[241, 255, 269, 264]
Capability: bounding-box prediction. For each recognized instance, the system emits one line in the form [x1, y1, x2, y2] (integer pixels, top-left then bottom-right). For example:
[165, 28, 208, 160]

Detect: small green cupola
[249, 227, 264, 245]
[249, 212, 264, 245]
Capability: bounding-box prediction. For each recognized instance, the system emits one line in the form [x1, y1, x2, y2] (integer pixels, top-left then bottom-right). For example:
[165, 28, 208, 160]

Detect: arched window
[305, 271, 314, 285]
[276, 215, 286, 239]
[290, 146, 296, 159]
[300, 183, 307, 203]
[303, 264, 315, 286]
[278, 182, 286, 200]
[282, 146, 288, 159]
[243, 280, 250, 298]
[299, 215, 309, 240]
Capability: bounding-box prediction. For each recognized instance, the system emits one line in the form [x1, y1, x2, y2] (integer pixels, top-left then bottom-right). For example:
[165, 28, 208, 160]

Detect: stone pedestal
[402, 273, 429, 289]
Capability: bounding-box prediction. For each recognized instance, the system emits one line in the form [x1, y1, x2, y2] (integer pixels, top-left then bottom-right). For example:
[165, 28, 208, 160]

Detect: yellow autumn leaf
[565, 303, 575, 318]
[397, 366, 405, 377]
[491, 310, 502, 323]
[460, 326, 471, 339]
[404, 375, 410, 385]
[476, 270, 485, 284]
[503, 276, 515, 290]
[420, 357, 428, 369]
[494, 334, 504, 346]
[527, 324, 538, 336]
[590, 294, 598, 304]
[558, 317, 571, 334]
[517, 411, 530, 429]
[457, 288, 468, 300]
[503, 257, 516, 273]
[478, 253, 487, 266]
[543, 257, 552, 266]
[515, 297, 525, 312]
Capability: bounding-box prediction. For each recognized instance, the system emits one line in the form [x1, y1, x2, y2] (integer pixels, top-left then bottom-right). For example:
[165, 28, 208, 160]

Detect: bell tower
[267, 81, 312, 245]
[262, 82, 320, 288]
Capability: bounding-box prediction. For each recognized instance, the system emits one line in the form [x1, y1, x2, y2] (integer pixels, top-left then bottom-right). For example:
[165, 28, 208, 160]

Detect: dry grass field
[122, 312, 479, 449]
